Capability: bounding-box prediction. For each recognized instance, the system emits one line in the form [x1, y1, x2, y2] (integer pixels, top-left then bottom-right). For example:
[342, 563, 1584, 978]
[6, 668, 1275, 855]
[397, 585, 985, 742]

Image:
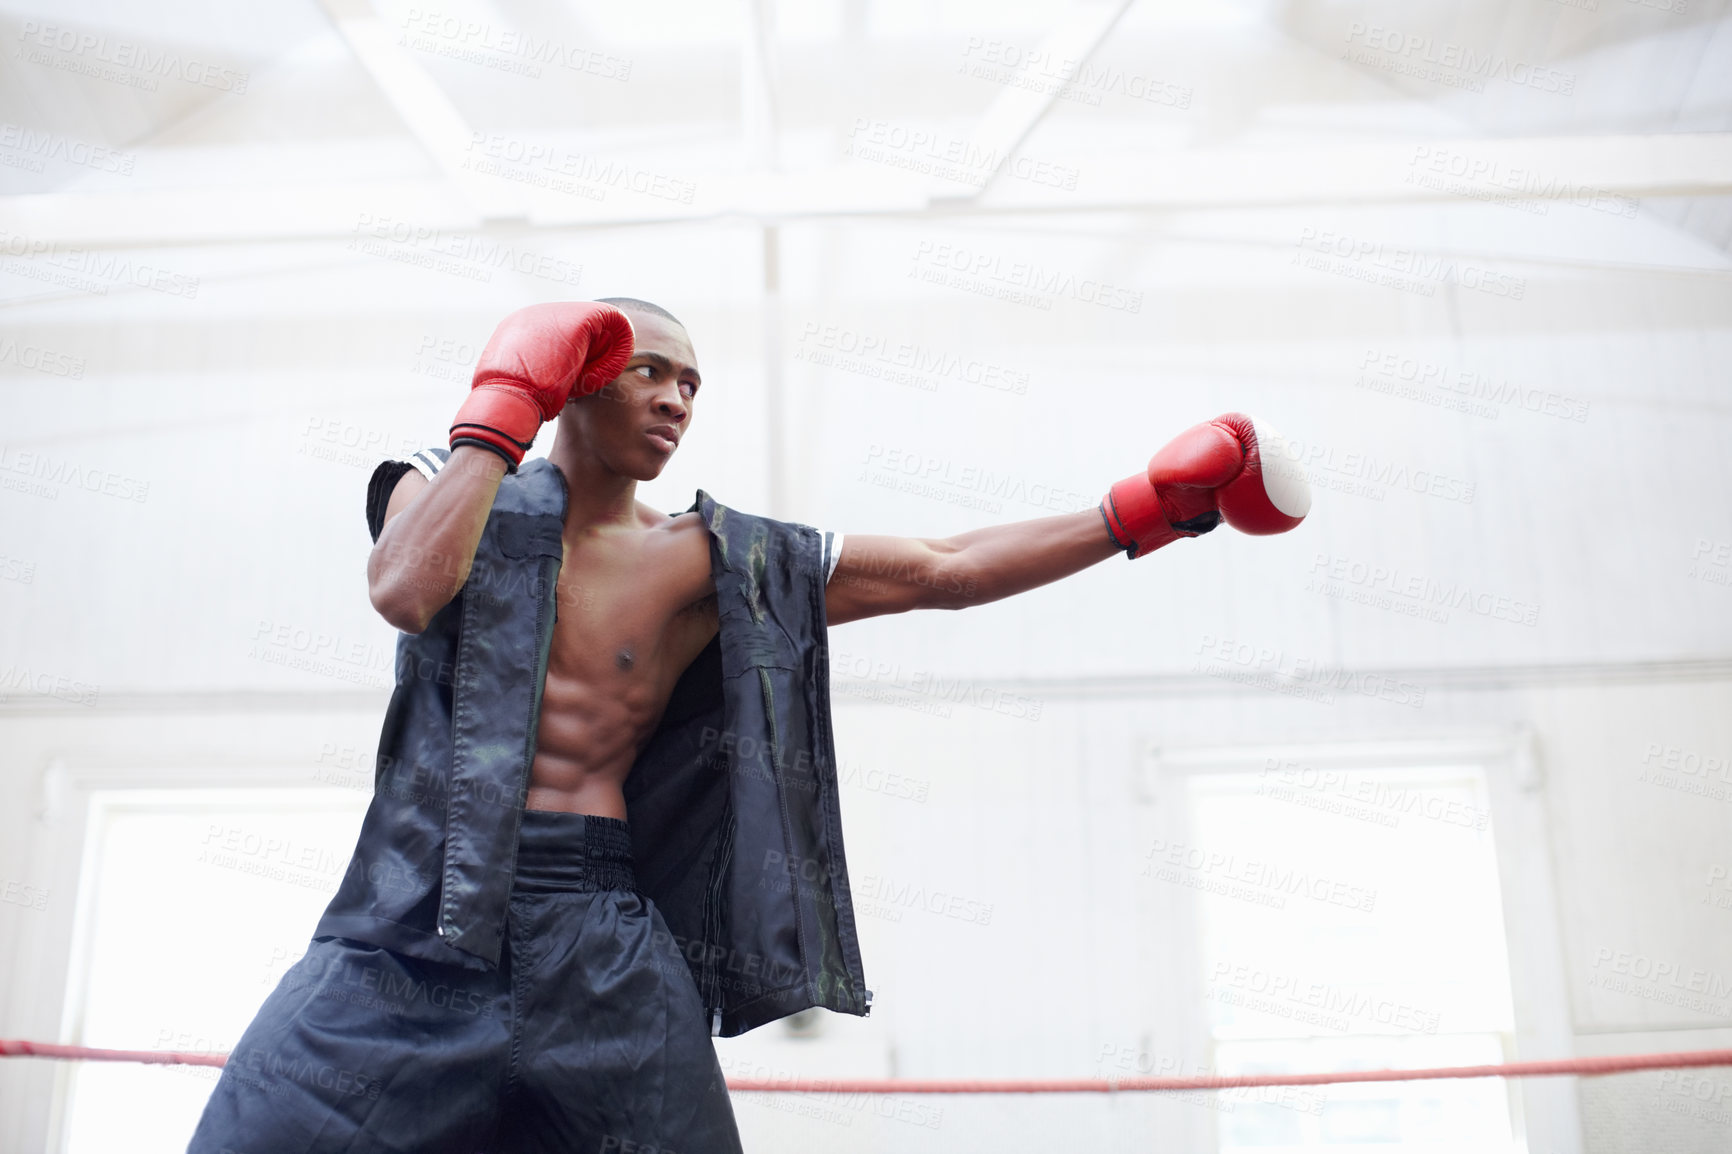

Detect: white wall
[4, 1, 1732, 1150]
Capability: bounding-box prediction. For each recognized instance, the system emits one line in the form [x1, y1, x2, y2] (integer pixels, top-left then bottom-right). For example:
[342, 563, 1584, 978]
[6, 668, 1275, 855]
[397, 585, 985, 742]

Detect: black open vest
[316, 457, 870, 1036]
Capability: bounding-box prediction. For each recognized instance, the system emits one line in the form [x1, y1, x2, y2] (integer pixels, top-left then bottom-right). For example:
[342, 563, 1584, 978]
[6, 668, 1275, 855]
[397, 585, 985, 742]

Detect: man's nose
[653, 385, 688, 421]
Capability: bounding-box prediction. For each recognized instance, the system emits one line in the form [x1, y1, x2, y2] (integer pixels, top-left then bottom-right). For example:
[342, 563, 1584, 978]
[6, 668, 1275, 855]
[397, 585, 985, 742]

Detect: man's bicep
[824, 533, 956, 626]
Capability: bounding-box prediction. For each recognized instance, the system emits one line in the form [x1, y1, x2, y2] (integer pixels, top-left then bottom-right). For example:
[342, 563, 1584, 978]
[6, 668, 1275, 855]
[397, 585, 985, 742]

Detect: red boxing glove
[1100, 413, 1310, 559]
[449, 302, 635, 471]
[1214, 414, 1310, 535]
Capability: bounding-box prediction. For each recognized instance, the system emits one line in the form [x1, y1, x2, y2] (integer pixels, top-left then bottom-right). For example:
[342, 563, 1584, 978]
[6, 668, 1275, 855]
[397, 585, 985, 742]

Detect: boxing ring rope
[5, 1039, 1731, 1092]
[1, 1040, 229, 1069]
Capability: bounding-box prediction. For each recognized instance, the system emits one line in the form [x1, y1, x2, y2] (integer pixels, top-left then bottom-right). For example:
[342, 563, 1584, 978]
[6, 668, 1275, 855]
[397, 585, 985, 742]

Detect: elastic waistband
[513, 809, 636, 894]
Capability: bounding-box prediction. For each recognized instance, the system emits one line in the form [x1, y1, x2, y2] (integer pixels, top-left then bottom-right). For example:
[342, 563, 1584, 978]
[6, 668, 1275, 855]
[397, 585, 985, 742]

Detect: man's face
[566, 308, 700, 480]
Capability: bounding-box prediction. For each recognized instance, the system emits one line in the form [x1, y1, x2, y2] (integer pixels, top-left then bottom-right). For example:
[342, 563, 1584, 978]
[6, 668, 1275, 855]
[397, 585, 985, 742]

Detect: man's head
[566, 296, 700, 480]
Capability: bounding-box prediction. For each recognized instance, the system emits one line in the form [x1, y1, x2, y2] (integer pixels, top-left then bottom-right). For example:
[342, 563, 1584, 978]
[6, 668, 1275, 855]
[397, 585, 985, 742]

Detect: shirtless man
[373, 299, 1154, 818]
[187, 298, 1307, 1154]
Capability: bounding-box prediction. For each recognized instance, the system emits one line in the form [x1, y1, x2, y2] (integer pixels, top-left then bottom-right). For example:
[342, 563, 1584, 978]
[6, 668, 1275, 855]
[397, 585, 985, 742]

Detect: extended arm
[824, 413, 1310, 627]
[825, 511, 1117, 625]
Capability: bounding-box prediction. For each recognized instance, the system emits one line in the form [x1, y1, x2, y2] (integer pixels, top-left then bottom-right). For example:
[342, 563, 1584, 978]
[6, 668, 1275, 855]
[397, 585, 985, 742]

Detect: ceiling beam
[3, 135, 1732, 248]
[315, 0, 526, 223]
[929, 0, 1135, 202]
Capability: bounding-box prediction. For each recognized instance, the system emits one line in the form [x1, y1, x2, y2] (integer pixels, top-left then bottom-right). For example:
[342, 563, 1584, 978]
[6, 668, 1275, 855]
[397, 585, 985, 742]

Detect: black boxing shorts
[187, 809, 743, 1154]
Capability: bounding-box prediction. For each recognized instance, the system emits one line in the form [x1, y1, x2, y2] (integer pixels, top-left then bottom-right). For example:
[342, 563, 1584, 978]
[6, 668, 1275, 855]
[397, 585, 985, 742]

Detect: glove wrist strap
[1103, 475, 1180, 560]
[1102, 476, 1226, 560]
[449, 386, 543, 471]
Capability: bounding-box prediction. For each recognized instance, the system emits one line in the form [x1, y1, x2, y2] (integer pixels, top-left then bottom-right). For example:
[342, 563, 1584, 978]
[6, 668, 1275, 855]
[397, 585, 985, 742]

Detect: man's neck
[547, 427, 644, 535]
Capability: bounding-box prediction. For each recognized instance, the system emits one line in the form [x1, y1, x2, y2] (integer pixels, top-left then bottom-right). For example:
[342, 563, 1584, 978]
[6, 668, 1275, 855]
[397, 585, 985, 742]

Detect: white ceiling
[1, 0, 1729, 252]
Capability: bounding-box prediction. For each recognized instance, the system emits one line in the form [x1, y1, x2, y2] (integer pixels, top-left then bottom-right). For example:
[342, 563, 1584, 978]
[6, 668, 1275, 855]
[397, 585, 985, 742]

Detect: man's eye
[680, 382, 697, 398]
[633, 365, 655, 378]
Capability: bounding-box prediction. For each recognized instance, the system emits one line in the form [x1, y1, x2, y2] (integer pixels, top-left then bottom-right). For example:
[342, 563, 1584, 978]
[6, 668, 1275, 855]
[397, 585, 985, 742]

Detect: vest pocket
[494, 514, 564, 559]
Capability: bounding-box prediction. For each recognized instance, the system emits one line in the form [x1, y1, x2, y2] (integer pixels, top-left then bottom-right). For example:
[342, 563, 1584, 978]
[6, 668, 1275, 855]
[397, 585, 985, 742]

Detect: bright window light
[1183, 765, 1521, 1153]
[59, 788, 369, 1154]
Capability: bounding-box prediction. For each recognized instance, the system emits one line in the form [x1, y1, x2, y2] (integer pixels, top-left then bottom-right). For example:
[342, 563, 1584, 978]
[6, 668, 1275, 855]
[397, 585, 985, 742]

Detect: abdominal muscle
[522, 521, 719, 819]
[524, 668, 678, 818]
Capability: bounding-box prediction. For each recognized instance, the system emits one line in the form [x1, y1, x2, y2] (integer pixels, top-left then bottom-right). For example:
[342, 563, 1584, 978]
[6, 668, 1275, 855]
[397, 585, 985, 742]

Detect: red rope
[0, 1040, 227, 1069]
[4, 1039, 1730, 1092]
[727, 1049, 1732, 1093]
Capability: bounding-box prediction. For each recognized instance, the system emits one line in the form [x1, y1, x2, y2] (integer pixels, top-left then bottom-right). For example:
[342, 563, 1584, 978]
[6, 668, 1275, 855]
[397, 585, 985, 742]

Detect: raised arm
[824, 413, 1310, 627]
[366, 302, 634, 633]
[368, 447, 508, 633]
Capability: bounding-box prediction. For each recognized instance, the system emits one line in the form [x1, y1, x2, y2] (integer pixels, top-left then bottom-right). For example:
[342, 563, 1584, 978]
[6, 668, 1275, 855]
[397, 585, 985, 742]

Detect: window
[1179, 763, 1520, 1153]
[58, 788, 368, 1154]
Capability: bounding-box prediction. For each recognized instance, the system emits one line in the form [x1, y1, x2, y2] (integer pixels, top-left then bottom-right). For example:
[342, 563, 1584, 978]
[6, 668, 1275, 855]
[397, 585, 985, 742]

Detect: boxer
[189, 296, 1309, 1153]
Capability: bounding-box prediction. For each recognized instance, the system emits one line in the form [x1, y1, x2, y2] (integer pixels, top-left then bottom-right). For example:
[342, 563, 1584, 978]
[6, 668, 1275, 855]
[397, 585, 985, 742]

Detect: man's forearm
[939, 508, 1121, 609]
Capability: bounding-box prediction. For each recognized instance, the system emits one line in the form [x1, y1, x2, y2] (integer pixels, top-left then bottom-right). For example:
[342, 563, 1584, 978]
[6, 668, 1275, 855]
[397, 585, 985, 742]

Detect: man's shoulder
[649, 492, 830, 566]
[644, 505, 708, 539]
[637, 505, 714, 584]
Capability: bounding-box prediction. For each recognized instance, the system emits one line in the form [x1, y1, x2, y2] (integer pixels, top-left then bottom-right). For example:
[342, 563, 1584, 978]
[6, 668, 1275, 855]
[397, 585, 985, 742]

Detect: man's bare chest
[545, 537, 718, 690]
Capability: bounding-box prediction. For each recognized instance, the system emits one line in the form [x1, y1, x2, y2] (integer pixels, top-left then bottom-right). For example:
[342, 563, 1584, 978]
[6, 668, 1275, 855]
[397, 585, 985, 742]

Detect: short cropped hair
[595, 297, 684, 329]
